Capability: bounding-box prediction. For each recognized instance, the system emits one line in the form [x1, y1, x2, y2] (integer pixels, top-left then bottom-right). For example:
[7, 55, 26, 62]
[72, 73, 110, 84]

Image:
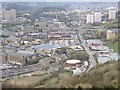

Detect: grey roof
[7, 50, 38, 57]
[98, 56, 111, 64]
[31, 44, 60, 50]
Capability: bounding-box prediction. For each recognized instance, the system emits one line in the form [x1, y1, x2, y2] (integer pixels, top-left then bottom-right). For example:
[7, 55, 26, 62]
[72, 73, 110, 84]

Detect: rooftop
[31, 44, 60, 50]
[86, 39, 103, 44]
[98, 56, 111, 64]
[66, 60, 81, 64]
[7, 50, 38, 57]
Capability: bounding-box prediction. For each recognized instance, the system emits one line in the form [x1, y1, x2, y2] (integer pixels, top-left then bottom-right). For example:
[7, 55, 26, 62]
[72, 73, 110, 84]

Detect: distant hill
[2, 2, 118, 10]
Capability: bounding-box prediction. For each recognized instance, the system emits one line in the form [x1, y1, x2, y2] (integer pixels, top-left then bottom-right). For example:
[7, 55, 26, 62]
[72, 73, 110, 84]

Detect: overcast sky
[1, 0, 119, 2]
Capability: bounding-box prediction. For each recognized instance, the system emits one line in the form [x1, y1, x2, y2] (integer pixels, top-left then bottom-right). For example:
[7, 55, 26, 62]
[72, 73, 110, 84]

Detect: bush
[27, 59, 39, 65]
[68, 51, 89, 61]
[22, 36, 34, 41]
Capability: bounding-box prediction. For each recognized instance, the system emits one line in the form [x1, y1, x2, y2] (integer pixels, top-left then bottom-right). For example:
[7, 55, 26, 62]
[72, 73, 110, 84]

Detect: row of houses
[35, 19, 77, 41]
[84, 29, 118, 40]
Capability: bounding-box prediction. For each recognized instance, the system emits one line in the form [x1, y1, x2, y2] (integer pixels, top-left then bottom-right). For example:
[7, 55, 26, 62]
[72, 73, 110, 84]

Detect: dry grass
[3, 74, 49, 88]
[3, 61, 119, 88]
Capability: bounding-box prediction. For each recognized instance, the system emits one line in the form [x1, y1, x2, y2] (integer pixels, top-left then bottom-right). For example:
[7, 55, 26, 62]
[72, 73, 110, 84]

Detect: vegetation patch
[3, 74, 49, 88]
[2, 61, 119, 88]
[105, 41, 118, 52]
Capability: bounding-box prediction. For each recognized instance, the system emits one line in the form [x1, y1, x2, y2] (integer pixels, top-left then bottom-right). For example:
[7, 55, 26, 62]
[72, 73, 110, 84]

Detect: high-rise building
[10, 9, 16, 19]
[0, 10, 2, 21]
[2, 8, 16, 20]
[94, 12, 101, 22]
[2, 8, 5, 20]
[86, 14, 94, 23]
[4, 10, 11, 20]
[108, 10, 117, 20]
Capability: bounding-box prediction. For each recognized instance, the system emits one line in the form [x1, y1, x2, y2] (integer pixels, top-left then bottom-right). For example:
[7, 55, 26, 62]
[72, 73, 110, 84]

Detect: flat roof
[17, 50, 34, 55]
[31, 44, 60, 50]
[86, 39, 103, 44]
[109, 53, 118, 60]
[7, 50, 38, 57]
[66, 60, 81, 64]
[98, 56, 111, 64]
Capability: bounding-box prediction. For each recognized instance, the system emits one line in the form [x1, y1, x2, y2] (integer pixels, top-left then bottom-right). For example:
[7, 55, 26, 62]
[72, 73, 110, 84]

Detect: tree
[68, 51, 89, 61]
[100, 31, 106, 41]
[94, 30, 100, 39]
[38, 28, 43, 32]
[78, 86, 82, 90]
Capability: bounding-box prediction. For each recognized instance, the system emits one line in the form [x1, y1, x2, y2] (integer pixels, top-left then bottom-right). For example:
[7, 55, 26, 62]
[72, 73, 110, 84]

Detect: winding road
[77, 32, 96, 71]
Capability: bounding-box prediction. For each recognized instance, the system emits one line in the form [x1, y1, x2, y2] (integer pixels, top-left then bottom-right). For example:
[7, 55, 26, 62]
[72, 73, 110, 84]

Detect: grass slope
[3, 61, 119, 88]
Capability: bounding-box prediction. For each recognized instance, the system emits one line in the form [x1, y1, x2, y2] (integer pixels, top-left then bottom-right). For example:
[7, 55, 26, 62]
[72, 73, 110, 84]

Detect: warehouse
[7, 50, 40, 65]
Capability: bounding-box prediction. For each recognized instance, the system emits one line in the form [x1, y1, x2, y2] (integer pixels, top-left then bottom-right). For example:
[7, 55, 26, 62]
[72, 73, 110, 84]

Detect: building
[48, 34, 61, 40]
[65, 59, 82, 70]
[34, 21, 46, 29]
[7, 50, 40, 65]
[1, 9, 5, 20]
[98, 51, 109, 57]
[108, 9, 117, 20]
[0, 10, 2, 21]
[86, 39, 104, 51]
[2, 8, 16, 20]
[101, 13, 109, 21]
[0, 52, 7, 61]
[98, 56, 111, 64]
[10, 9, 16, 19]
[106, 30, 118, 40]
[4, 10, 11, 20]
[94, 12, 101, 22]
[16, 17, 30, 23]
[86, 14, 94, 23]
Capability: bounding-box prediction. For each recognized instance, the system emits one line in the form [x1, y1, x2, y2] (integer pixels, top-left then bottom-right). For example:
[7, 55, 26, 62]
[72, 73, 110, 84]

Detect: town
[0, 2, 119, 88]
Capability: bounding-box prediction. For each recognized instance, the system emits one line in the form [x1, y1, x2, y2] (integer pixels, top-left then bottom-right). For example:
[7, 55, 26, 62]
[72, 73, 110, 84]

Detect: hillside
[3, 61, 119, 89]
[75, 61, 119, 88]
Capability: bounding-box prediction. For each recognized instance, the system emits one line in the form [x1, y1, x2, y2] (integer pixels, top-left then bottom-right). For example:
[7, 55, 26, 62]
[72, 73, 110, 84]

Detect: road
[64, 21, 96, 71]
[77, 32, 96, 71]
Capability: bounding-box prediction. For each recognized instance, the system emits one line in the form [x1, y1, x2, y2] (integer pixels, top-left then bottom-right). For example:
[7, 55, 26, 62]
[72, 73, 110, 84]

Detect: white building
[86, 14, 94, 23]
[108, 10, 117, 20]
[4, 10, 11, 20]
[0, 10, 2, 21]
[94, 12, 101, 22]
[2, 8, 16, 20]
[10, 9, 16, 19]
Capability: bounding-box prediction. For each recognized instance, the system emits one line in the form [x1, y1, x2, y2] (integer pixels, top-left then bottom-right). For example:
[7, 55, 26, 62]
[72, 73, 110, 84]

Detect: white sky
[1, 0, 119, 2]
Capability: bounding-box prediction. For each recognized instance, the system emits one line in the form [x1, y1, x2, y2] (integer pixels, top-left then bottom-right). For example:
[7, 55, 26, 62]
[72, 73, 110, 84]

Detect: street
[77, 31, 96, 71]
